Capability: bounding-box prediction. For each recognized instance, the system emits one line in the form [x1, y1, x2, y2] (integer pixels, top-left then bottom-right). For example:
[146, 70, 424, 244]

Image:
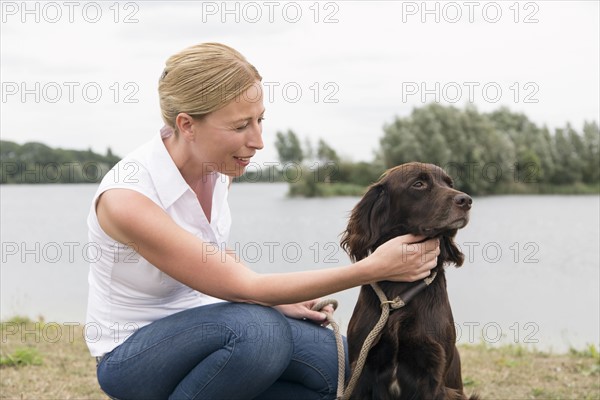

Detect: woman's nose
[247, 123, 264, 150]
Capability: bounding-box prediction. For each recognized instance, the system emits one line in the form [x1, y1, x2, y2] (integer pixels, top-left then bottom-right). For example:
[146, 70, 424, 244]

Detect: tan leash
[312, 271, 437, 400]
[311, 298, 345, 399]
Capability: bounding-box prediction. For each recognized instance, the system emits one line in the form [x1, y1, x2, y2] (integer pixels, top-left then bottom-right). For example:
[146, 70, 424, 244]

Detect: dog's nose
[454, 194, 473, 210]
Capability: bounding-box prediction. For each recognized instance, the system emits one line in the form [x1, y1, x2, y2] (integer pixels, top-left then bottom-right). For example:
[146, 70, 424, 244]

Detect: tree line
[2, 104, 598, 195]
[0, 141, 120, 184]
[273, 104, 599, 196]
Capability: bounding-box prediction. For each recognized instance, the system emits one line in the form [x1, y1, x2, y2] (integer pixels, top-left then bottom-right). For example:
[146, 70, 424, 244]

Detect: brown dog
[341, 162, 479, 400]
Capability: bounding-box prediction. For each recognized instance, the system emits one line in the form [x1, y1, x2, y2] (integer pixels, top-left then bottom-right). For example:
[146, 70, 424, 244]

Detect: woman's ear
[341, 184, 390, 262]
[175, 113, 197, 142]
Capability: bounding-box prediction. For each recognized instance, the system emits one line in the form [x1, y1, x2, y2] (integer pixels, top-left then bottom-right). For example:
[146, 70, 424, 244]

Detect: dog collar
[373, 271, 438, 311]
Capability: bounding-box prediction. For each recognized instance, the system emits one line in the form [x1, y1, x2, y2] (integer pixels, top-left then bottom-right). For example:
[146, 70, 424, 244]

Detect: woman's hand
[274, 299, 335, 326]
[367, 234, 440, 283]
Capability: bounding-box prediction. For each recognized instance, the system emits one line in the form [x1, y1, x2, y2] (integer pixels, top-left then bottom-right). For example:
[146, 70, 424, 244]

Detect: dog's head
[340, 162, 472, 266]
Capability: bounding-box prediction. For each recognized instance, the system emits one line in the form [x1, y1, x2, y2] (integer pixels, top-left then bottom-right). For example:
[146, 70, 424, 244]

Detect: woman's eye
[235, 117, 264, 131]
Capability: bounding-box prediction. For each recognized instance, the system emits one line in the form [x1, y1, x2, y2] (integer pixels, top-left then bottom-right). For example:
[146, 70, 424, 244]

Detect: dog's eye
[412, 181, 426, 188]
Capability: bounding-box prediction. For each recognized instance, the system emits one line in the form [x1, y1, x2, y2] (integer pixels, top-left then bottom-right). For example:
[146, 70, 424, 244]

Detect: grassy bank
[1, 318, 598, 399]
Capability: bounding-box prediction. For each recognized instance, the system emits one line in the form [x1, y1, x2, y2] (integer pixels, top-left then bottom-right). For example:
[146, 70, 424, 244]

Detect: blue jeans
[96, 303, 349, 400]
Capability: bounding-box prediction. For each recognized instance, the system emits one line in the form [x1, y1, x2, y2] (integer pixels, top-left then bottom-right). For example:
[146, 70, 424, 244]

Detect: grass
[460, 342, 600, 399]
[1, 317, 599, 399]
[1, 317, 101, 399]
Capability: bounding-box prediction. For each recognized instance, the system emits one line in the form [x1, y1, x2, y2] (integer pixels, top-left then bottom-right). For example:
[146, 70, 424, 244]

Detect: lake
[1, 183, 598, 352]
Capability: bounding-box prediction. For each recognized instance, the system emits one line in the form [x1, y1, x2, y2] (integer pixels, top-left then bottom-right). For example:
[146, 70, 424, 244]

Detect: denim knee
[224, 304, 294, 374]
[96, 303, 296, 400]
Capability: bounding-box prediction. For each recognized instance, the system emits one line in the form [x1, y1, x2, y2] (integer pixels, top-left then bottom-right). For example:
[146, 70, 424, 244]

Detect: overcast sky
[1, 1, 599, 164]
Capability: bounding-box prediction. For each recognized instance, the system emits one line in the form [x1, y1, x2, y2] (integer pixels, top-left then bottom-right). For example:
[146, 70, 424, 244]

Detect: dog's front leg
[444, 346, 464, 390]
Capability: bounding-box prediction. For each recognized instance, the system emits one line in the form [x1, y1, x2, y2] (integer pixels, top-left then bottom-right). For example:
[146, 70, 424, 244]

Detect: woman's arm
[96, 188, 439, 306]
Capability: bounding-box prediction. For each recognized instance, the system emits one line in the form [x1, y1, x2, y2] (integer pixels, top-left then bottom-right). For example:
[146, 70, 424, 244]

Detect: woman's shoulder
[92, 144, 156, 209]
[98, 137, 157, 189]
[98, 157, 151, 190]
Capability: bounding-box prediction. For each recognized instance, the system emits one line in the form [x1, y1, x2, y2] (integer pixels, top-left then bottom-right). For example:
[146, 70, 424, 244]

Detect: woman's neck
[163, 131, 213, 185]
[163, 132, 216, 222]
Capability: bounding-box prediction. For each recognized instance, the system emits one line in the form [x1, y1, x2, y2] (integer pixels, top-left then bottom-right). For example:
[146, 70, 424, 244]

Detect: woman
[87, 42, 439, 400]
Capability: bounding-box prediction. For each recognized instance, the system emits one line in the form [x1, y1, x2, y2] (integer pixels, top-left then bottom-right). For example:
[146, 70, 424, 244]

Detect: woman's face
[187, 82, 265, 177]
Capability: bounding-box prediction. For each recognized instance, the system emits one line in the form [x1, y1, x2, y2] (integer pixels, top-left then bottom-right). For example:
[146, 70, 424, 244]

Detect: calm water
[1, 183, 598, 352]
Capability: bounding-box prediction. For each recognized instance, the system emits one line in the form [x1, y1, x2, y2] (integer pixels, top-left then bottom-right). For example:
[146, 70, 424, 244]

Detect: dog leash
[312, 271, 437, 400]
[311, 298, 346, 399]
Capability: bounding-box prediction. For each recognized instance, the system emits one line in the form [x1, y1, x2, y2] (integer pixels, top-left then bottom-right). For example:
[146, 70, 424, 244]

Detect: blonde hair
[158, 42, 262, 129]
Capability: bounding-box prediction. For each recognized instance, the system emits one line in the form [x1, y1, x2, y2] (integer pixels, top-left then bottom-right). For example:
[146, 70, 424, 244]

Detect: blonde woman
[87, 42, 439, 400]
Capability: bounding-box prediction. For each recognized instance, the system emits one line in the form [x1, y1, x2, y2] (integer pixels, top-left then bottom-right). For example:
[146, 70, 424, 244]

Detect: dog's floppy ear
[441, 232, 465, 267]
[341, 184, 390, 262]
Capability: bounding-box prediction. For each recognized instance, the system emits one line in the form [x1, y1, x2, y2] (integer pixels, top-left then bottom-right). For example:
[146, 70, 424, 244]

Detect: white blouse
[85, 130, 230, 356]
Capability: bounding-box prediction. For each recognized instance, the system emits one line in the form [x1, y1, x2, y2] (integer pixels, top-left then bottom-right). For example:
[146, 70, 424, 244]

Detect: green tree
[303, 138, 314, 161]
[0, 140, 121, 184]
[550, 125, 584, 185]
[487, 107, 552, 184]
[581, 121, 600, 184]
[274, 129, 303, 164]
[316, 139, 340, 163]
[457, 106, 514, 194]
[379, 104, 515, 195]
[380, 116, 423, 166]
[336, 161, 384, 187]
